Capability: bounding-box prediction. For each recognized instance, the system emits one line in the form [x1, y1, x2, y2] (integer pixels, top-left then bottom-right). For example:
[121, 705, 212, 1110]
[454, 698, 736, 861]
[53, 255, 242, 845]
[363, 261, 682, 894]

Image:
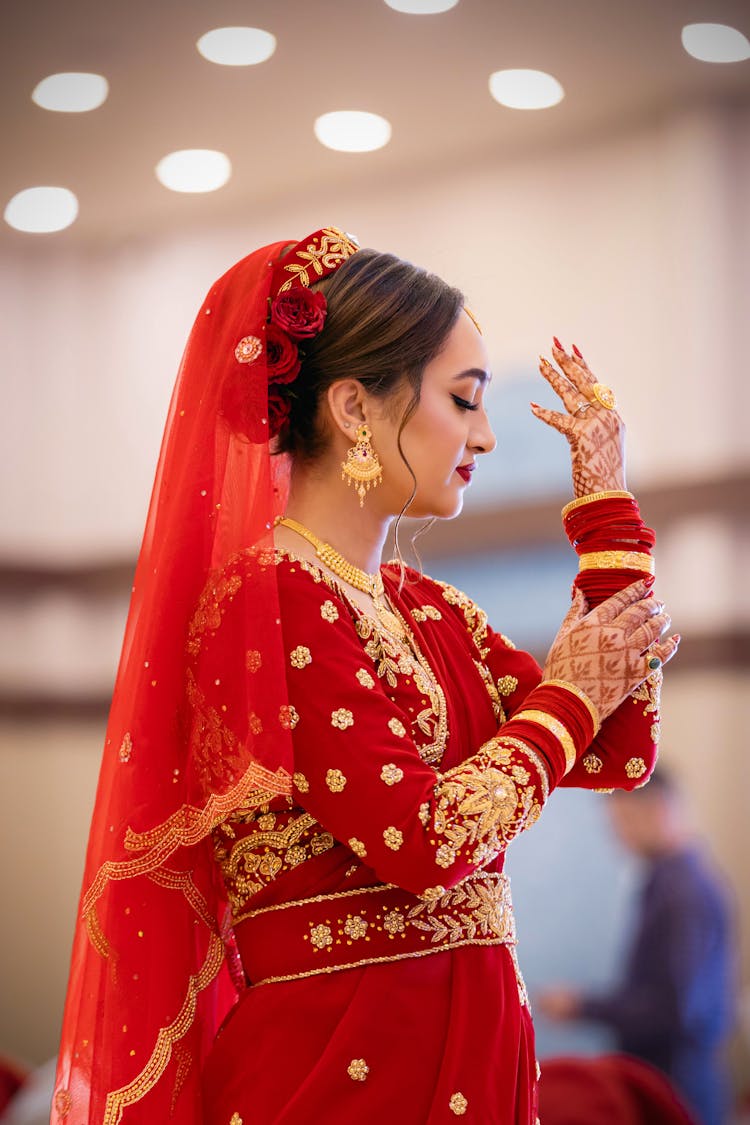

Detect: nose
[470, 410, 497, 455]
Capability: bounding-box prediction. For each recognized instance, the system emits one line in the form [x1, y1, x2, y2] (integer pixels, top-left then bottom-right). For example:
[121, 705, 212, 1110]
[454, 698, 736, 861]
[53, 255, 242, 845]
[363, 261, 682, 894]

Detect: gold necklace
[276, 516, 405, 637]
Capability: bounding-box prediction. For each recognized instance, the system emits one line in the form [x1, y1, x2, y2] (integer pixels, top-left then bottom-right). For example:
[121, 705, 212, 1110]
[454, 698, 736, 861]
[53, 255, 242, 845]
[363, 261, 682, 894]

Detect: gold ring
[591, 383, 617, 409]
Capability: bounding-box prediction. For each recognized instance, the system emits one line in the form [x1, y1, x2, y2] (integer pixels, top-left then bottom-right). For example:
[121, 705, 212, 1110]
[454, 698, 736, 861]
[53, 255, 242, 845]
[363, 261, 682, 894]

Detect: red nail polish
[644, 575, 655, 588]
[530, 401, 541, 409]
[553, 336, 563, 350]
[572, 344, 583, 359]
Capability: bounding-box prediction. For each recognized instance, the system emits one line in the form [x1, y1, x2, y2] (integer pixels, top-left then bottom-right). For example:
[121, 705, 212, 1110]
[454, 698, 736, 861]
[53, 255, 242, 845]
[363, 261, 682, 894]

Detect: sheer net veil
[53, 229, 359, 1123]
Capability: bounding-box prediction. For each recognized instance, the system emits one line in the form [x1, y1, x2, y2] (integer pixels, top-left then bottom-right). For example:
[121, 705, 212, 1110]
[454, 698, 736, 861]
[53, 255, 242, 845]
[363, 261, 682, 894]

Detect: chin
[406, 493, 464, 521]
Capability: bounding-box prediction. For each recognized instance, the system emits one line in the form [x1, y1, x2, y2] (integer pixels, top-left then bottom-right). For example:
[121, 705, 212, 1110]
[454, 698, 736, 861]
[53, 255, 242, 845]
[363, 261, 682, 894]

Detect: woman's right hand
[543, 579, 679, 721]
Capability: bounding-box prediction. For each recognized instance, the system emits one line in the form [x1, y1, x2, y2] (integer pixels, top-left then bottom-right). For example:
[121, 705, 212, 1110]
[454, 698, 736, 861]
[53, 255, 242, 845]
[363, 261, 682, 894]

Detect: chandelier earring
[341, 423, 383, 507]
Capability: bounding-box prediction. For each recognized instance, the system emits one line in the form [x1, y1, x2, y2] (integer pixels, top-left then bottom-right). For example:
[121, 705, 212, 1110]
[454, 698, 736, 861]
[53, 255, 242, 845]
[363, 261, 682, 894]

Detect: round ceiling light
[681, 23, 750, 63]
[197, 26, 276, 66]
[32, 72, 109, 113]
[314, 111, 392, 152]
[4, 186, 79, 233]
[384, 0, 459, 12]
[489, 68, 564, 110]
[155, 149, 232, 193]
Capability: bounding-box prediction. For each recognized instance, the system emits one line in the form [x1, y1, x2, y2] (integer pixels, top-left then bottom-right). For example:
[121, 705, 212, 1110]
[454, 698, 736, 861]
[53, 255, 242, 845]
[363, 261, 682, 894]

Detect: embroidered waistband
[234, 871, 515, 986]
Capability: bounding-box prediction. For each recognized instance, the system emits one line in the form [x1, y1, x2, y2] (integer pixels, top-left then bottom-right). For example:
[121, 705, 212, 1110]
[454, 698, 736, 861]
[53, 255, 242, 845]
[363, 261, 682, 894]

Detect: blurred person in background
[52, 228, 678, 1124]
[539, 769, 734, 1125]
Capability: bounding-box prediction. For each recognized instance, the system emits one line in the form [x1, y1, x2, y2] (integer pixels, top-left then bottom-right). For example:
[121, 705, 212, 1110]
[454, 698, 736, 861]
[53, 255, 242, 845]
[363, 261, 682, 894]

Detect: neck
[284, 458, 391, 573]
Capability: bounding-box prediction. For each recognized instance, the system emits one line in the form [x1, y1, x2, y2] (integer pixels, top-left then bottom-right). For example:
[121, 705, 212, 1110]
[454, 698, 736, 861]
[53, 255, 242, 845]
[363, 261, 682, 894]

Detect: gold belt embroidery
[233, 871, 515, 986]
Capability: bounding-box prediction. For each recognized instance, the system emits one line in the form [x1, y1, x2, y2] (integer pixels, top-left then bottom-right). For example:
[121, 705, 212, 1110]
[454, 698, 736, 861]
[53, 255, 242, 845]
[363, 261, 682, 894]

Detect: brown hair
[276, 248, 464, 464]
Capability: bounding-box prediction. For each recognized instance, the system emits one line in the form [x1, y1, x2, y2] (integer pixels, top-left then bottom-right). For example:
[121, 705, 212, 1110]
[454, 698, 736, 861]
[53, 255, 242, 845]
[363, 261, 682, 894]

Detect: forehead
[425, 311, 490, 381]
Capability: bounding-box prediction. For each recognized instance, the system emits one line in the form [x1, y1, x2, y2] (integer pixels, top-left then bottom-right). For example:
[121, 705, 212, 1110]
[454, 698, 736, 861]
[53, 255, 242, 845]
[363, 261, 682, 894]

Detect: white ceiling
[2, 0, 749, 248]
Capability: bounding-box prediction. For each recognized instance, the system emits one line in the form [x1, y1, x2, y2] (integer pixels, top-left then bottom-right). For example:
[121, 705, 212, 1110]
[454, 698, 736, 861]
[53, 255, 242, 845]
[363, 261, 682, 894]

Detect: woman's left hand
[531, 339, 626, 498]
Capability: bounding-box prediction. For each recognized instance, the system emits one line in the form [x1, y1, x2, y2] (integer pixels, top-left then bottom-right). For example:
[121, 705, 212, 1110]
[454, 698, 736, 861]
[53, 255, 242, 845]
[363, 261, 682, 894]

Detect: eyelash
[452, 395, 480, 412]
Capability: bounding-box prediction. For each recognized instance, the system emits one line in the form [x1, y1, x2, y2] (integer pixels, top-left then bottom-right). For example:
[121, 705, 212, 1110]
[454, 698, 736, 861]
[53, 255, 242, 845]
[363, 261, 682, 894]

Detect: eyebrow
[452, 367, 492, 385]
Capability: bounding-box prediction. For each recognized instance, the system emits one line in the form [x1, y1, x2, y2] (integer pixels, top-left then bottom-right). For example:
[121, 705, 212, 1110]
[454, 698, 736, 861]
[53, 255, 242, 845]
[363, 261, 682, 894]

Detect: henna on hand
[531, 340, 626, 498]
[543, 579, 679, 721]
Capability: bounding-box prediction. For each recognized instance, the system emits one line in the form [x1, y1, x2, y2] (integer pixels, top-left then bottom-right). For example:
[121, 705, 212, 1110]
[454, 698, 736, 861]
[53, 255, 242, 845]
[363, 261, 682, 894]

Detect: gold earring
[341, 423, 383, 507]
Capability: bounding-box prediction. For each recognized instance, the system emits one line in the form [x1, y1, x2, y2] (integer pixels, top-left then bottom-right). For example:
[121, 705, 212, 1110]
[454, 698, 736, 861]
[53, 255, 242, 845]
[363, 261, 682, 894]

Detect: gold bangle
[513, 709, 577, 775]
[541, 680, 601, 736]
[578, 550, 654, 574]
[561, 490, 633, 520]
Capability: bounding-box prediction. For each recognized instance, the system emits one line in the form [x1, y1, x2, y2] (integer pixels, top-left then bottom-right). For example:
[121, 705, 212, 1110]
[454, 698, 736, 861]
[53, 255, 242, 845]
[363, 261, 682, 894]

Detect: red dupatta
[53, 229, 359, 1123]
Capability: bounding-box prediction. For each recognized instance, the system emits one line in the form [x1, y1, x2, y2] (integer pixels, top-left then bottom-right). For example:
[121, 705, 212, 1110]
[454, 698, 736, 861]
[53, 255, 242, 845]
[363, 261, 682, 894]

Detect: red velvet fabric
[538, 1054, 698, 1124]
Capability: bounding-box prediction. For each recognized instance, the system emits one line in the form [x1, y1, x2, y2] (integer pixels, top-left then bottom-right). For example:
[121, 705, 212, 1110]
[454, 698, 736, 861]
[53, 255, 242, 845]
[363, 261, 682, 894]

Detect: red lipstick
[456, 464, 475, 483]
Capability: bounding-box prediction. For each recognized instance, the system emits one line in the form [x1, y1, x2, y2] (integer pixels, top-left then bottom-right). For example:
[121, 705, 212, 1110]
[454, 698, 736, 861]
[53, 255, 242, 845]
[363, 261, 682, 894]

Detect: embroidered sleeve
[274, 561, 571, 898]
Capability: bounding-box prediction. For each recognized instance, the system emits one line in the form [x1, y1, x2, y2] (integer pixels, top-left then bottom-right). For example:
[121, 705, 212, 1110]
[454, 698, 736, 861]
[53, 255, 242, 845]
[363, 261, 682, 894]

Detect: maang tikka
[341, 423, 383, 507]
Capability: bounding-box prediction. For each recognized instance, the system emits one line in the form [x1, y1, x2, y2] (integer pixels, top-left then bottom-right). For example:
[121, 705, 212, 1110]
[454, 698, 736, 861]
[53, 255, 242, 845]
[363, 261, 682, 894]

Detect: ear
[325, 379, 368, 441]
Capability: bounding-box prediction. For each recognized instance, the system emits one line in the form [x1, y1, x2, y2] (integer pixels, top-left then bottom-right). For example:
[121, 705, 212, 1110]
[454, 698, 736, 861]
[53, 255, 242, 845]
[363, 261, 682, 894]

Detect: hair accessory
[463, 306, 482, 333]
[341, 423, 383, 507]
[591, 383, 617, 409]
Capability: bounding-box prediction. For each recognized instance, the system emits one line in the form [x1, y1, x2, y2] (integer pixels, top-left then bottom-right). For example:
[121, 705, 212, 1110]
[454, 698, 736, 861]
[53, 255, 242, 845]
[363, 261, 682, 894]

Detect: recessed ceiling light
[155, 150, 232, 194]
[489, 68, 564, 110]
[32, 72, 109, 113]
[314, 111, 392, 152]
[681, 23, 750, 63]
[197, 27, 276, 66]
[384, 0, 459, 12]
[4, 186, 79, 233]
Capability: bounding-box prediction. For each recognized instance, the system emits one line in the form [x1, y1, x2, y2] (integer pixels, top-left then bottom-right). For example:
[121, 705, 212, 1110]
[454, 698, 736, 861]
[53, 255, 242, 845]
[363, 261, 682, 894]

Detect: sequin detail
[347, 1058, 369, 1081]
[234, 335, 262, 364]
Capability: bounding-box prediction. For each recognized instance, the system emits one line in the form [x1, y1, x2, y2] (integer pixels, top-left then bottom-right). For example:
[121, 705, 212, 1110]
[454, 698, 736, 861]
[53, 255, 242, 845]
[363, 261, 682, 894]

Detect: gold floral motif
[286, 844, 306, 867]
[418, 801, 431, 826]
[235, 334, 262, 364]
[449, 1092, 468, 1115]
[420, 885, 447, 901]
[435, 843, 456, 869]
[383, 910, 405, 934]
[292, 772, 309, 793]
[249, 713, 263, 735]
[54, 1088, 72, 1116]
[410, 874, 514, 944]
[496, 675, 519, 696]
[474, 659, 506, 722]
[380, 763, 404, 786]
[650, 721, 661, 743]
[383, 826, 404, 851]
[331, 708, 354, 730]
[349, 837, 367, 859]
[229, 1114, 243, 1125]
[119, 732, 133, 763]
[187, 571, 242, 656]
[326, 768, 347, 793]
[388, 717, 406, 738]
[631, 669, 662, 716]
[411, 605, 443, 622]
[289, 645, 312, 669]
[279, 705, 299, 730]
[320, 599, 339, 622]
[625, 757, 647, 779]
[245, 649, 262, 673]
[343, 915, 368, 940]
[347, 1058, 369, 1082]
[582, 752, 603, 774]
[276, 227, 359, 292]
[356, 667, 375, 689]
[309, 923, 333, 950]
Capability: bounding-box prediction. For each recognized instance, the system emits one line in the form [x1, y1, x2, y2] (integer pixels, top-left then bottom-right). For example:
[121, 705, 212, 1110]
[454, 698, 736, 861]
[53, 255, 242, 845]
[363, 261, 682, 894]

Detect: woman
[53, 227, 677, 1124]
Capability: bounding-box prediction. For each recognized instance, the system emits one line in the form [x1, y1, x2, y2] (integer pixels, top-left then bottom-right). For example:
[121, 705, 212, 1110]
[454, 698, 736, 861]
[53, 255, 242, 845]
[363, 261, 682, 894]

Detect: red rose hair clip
[231, 226, 359, 439]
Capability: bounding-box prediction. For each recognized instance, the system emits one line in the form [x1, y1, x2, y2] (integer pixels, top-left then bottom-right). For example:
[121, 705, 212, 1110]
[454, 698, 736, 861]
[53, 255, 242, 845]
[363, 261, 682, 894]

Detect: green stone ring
[648, 656, 662, 671]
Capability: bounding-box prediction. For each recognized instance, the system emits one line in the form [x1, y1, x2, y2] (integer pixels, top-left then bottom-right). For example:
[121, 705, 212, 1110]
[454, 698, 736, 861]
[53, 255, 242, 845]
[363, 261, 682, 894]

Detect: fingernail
[644, 575, 655, 587]
[673, 633, 681, 645]
[553, 336, 563, 350]
[530, 401, 541, 409]
[572, 344, 583, 359]
[539, 355, 550, 366]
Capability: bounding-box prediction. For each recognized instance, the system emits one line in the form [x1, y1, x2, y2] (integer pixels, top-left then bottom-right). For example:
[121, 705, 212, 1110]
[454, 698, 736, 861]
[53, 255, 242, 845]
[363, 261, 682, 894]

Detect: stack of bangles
[561, 490, 656, 604]
[511, 678, 601, 781]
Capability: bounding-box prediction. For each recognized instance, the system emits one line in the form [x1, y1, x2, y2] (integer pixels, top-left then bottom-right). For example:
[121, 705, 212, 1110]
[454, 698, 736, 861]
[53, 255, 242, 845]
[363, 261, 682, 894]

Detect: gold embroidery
[384, 909, 405, 934]
[245, 649, 262, 672]
[631, 669, 662, 716]
[54, 1089, 72, 1116]
[380, 763, 404, 786]
[347, 1058, 369, 1081]
[384, 826, 404, 851]
[409, 875, 515, 944]
[438, 580, 490, 657]
[308, 923, 333, 950]
[326, 768, 347, 792]
[625, 757, 647, 779]
[320, 599, 339, 622]
[289, 645, 312, 669]
[651, 721, 661, 743]
[500, 633, 517, 650]
[119, 733, 132, 763]
[411, 605, 443, 622]
[279, 705, 299, 730]
[186, 572, 242, 657]
[276, 227, 359, 292]
[349, 837, 367, 858]
[449, 1092, 468, 1115]
[496, 675, 519, 696]
[388, 717, 406, 737]
[331, 708, 354, 730]
[292, 772, 309, 793]
[229, 1114, 243, 1125]
[418, 802, 430, 826]
[435, 843, 457, 869]
[343, 915, 368, 939]
[474, 659, 506, 722]
[356, 667, 375, 688]
[582, 752, 603, 774]
[249, 713, 263, 735]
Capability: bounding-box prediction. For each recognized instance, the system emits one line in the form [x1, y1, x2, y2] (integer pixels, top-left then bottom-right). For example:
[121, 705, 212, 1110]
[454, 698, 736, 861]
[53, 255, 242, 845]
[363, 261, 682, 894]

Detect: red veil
[53, 229, 359, 1123]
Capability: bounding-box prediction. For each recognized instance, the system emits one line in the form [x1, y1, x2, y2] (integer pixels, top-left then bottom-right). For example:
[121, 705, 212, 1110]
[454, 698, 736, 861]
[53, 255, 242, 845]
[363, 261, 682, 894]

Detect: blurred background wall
[1, 0, 749, 1112]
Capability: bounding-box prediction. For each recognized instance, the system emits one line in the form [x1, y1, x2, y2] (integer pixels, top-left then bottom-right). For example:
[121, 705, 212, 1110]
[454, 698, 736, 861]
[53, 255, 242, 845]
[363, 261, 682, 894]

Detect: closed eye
[451, 394, 480, 412]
